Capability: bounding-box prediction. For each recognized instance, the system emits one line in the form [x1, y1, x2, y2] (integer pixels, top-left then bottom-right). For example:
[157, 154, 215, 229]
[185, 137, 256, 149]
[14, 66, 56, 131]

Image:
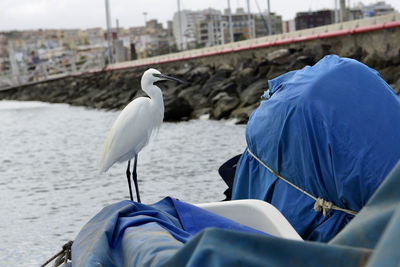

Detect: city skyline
[1, 0, 399, 31]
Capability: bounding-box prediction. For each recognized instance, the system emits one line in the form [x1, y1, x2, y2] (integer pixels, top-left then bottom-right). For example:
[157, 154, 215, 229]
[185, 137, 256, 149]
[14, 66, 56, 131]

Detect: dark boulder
[378, 65, 400, 84]
[211, 92, 240, 119]
[239, 78, 268, 107]
[289, 55, 315, 69]
[267, 48, 291, 63]
[235, 67, 256, 93]
[390, 77, 400, 95]
[254, 59, 271, 79]
[363, 52, 386, 69]
[231, 103, 260, 124]
[267, 64, 289, 80]
[172, 64, 192, 76]
[200, 68, 232, 96]
[178, 84, 209, 111]
[208, 78, 237, 100]
[188, 66, 211, 82]
[164, 94, 192, 121]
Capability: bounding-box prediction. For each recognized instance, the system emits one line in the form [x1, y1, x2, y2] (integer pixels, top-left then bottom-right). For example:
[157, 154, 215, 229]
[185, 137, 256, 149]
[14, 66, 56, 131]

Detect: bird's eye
[153, 73, 161, 78]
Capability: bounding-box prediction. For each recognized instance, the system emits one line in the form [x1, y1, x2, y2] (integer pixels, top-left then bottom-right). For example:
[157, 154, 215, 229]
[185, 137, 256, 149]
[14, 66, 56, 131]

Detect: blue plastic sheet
[232, 55, 400, 241]
[71, 197, 268, 266]
[72, 161, 400, 266]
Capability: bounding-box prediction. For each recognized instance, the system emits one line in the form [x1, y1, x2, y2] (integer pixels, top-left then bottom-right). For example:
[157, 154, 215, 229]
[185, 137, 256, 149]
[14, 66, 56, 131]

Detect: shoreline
[1, 48, 399, 124]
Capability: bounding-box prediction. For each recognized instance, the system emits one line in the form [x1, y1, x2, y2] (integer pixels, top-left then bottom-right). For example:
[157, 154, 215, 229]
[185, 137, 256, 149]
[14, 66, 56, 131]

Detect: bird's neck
[142, 83, 163, 105]
[145, 84, 164, 121]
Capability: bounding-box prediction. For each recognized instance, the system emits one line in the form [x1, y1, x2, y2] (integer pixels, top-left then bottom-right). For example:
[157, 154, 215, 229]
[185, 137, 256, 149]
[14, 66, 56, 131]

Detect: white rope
[247, 148, 358, 217]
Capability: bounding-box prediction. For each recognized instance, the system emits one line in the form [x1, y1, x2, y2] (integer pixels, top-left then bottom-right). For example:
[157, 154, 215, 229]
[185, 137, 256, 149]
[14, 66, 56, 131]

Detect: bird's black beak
[154, 73, 184, 83]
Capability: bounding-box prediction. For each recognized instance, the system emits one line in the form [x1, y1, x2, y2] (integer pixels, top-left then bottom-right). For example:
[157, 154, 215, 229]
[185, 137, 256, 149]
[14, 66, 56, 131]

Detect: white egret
[99, 68, 183, 202]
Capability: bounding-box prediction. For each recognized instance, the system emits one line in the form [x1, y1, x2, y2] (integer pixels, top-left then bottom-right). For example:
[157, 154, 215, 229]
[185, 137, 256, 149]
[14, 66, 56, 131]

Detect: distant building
[131, 19, 171, 58]
[359, 1, 396, 17]
[146, 34, 170, 57]
[61, 29, 81, 39]
[0, 34, 8, 71]
[85, 27, 104, 41]
[295, 10, 334, 30]
[342, 1, 395, 21]
[114, 39, 127, 62]
[42, 39, 62, 50]
[21, 30, 41, 40]
[167, 20, 176, 52]
[43, 29, 60, 39]
[61, 29, 86, 48]
[145, 19, 170, 57]
[198, 9, 224, 47]
[347, 8, 364, 21]
[86, 27, 103, 37]
[144, 19, 164, 34]
[85, 27, 105, 46]
[221, 8, 254, 43]
[174, 7, 283, 48]
[282, 19, 296, 33]
[254, 11, 282, 37]
[128, 26, 145, 37]
[172, 10, 205, 50]
[0, 34, 8, 57]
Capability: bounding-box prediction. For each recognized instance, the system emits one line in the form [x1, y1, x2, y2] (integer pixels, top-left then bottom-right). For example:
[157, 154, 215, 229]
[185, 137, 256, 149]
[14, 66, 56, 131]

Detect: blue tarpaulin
[72, 162, 400, 266]
[232, 55, 400, 241]
[71, 197, 268, 266]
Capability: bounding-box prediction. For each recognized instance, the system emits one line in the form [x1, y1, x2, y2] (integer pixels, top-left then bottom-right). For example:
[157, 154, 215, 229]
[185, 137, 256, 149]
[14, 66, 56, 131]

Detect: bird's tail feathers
[99, 130, 114, 173]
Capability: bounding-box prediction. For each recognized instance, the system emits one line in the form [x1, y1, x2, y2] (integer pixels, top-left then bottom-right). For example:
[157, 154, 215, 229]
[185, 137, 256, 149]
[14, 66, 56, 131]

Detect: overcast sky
[0, 0, 399, 31]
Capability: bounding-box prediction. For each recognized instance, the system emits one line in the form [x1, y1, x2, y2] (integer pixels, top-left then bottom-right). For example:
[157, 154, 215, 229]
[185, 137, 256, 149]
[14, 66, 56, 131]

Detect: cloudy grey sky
[0, 0, 399, 31]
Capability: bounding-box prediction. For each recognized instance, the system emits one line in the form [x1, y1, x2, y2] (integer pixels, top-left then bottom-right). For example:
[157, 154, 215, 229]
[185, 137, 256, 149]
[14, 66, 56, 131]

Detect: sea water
[0, 100, 246, 266]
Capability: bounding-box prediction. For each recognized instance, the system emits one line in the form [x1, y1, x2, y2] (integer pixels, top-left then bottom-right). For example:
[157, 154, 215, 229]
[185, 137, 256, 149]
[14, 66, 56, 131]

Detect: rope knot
[313, 197, 334, 216]
[41, 240, 73, 267]
[62, 240, 73, 250]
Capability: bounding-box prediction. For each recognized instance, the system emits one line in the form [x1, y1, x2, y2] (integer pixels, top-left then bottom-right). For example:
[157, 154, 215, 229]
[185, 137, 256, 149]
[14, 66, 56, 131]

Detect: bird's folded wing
[99, 98, 153, 172]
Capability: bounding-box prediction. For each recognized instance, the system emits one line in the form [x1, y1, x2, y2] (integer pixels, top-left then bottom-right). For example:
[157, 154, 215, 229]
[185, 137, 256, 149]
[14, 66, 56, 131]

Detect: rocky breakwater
[1, 47, 399, 123]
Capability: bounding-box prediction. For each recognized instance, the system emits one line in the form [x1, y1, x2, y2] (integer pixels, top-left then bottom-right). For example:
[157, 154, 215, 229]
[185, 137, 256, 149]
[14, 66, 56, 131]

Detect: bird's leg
[126, 160, 134, 201]
[132, 155, 141, 203]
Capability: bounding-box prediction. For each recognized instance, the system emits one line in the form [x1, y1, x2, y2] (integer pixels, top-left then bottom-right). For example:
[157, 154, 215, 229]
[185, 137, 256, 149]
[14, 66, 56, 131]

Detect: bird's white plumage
[99, 68, 165, 173]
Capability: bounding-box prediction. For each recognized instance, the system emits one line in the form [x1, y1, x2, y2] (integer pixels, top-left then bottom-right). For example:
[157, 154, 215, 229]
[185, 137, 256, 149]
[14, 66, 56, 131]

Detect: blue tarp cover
[232, 55, 400, 241]
[72, 162, 400, 266]
[72, 197, 268, 266]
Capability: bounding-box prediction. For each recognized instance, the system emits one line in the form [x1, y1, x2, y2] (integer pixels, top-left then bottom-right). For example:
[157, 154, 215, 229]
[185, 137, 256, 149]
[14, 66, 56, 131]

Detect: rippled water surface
[0, 100, 246, 266]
